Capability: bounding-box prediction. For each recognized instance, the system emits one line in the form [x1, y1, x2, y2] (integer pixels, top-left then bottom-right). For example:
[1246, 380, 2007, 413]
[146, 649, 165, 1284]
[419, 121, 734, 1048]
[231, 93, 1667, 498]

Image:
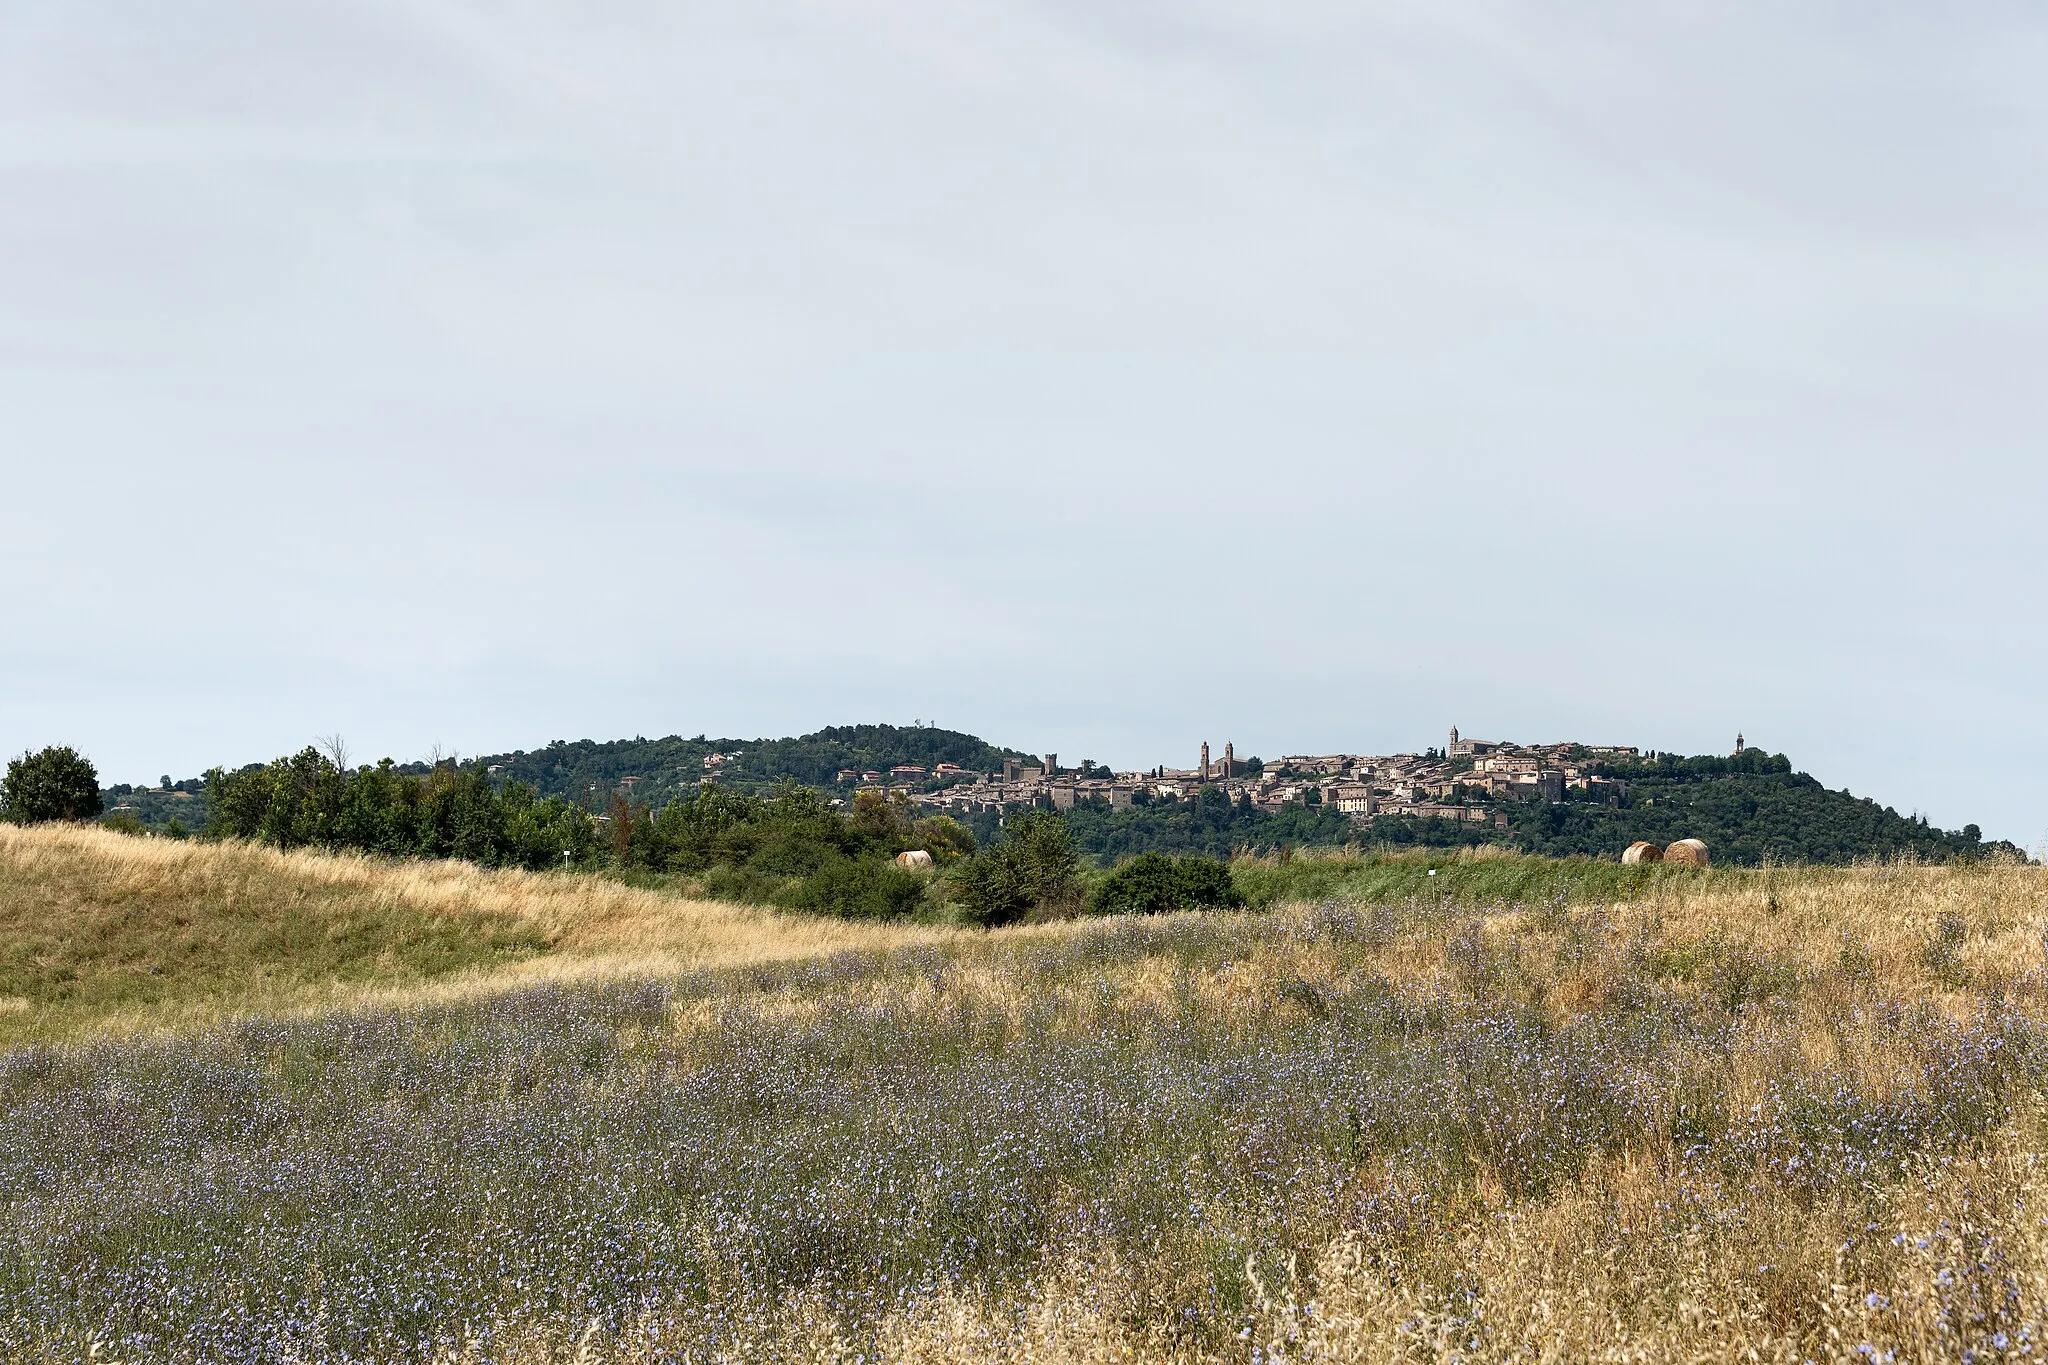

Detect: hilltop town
[833, 728, 1659, 828]
[78, 720, 2011, 868]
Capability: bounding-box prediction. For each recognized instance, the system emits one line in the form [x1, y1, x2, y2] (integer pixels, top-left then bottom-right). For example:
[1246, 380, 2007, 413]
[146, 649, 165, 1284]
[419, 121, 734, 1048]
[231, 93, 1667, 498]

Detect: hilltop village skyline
[814, 728, 1676, 827]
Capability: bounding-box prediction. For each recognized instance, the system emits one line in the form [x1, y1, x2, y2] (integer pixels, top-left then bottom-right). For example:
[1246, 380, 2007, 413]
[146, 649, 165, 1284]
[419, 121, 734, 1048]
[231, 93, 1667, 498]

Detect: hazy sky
[4, 2, 2046, 843]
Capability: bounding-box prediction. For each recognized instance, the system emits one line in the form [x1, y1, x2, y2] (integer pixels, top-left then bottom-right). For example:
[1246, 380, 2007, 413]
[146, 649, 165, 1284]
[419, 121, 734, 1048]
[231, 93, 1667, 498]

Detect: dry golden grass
[364, 1124, 2048, 1364]
[8, 826, 2048, 1362]
[9, 819, 2036, 1044]
[0, 822, 954, 1041]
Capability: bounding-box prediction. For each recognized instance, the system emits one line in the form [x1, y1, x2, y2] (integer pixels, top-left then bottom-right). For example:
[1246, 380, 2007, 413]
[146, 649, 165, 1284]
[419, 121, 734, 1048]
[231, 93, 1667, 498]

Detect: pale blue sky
[3, 3, 2045, 843]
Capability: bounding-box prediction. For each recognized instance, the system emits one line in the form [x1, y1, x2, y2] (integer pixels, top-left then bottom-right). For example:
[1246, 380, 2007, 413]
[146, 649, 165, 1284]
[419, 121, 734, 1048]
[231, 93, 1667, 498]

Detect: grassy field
[3, 827, 2047, 1362]
[0, 825, 952, 1044]
[1228, 843, 1739, 910]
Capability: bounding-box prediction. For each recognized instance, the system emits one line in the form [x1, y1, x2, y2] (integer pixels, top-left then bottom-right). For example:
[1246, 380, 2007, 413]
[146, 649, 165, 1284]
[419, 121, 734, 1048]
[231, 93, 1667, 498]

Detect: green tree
[851, 787, 915, 841]
[1, 746, 104, 824]
[951, 810, 1083, 925]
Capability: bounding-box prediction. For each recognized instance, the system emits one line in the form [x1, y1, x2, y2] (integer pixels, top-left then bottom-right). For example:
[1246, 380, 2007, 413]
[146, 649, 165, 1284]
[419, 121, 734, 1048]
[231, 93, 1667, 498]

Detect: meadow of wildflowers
[3, 826, 2048, 1362]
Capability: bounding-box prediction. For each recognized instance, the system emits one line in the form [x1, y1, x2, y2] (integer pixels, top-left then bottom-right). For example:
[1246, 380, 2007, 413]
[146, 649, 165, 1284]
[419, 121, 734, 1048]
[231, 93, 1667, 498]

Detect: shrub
[702, 863, 789, 905]
[851, 787, 915, 840]
[1, 746, 103, 824]
[1092, 852, 1243, 915]
[951, 810, 1083, 925]
[776, 854, 927, 919]
[909, 814, 976, 862]
[100, 811, 148, 837]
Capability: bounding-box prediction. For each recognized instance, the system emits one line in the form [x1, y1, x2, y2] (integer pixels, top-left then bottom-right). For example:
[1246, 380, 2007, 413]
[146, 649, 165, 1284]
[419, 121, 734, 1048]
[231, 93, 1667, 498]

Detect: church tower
[1449, 726, 1460, 754]
[1200, 742, 1210, 780]
[1735, 732, 1745, 755]
[1223, 741, 1236, 778]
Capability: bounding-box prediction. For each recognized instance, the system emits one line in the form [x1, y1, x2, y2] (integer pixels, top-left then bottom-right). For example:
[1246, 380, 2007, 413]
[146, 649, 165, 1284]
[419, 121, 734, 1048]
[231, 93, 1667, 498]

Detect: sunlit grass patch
[0, 824, 554, 1041]
[0, 824, 968, 1045]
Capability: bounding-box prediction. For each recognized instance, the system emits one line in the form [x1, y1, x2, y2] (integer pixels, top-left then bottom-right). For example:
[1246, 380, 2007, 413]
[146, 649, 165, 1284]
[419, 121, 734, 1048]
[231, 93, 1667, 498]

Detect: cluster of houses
[843, 729, 1641, 826]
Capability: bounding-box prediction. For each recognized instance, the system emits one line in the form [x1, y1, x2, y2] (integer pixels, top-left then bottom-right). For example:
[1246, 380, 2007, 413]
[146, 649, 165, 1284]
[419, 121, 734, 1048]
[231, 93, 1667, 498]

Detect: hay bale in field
[1664, 838, 1710, 866]
[1622, 841, 1662, 865]
[894, 849, 934, 870]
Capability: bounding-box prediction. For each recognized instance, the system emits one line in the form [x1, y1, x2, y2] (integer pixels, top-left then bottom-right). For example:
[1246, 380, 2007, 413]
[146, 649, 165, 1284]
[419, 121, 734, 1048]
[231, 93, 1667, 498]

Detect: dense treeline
[1588, 749, 1796, 779]
[205, 750, 597, 868]
[198, 748, 1252, 921]
[203, 749, 1009, 919]
[966, 787, 1358, 861]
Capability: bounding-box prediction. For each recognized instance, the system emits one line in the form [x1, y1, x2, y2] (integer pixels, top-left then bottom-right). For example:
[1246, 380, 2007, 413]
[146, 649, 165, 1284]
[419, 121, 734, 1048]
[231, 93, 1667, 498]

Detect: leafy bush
[701, 862, 791, 905]
[1092, 852, 1243, 915]
[911, 815, 976, 862]
[1, 746, 103, 824]
[950, 811, 1083, 925]
[634, 783, 867, 876]
[776, 854, 928, 919]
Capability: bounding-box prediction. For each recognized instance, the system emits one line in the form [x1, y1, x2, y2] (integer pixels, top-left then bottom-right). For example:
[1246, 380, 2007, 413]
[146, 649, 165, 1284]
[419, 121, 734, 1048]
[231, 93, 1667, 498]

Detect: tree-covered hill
[467, 724, 1033, 809]
[975, 749, 2017, 866]
[1502, 751, 2012, 864]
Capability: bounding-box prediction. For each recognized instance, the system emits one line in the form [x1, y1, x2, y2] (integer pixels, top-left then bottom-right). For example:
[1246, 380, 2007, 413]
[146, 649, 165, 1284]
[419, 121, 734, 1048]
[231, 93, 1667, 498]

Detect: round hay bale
[1664, 838, 1709, 867]
[894, 849, 934, 870]
[1621, 841, 1662, 865]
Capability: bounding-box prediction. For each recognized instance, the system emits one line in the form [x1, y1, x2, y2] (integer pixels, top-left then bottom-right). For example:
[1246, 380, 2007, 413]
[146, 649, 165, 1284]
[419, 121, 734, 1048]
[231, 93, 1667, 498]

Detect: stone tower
[1223, 741, 1235, 778]
[1449, 726, 1460, 753]
[1734, 733, 1745, 756]
[1200, 741, 1210, 780]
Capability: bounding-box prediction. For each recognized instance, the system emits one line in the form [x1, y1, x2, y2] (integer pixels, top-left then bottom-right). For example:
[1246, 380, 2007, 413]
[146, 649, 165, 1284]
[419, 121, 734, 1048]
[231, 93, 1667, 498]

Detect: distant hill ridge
[463, 724, 1035, 809]
[1498, 750, 2012, 866]
[112, 724, 2018, 865]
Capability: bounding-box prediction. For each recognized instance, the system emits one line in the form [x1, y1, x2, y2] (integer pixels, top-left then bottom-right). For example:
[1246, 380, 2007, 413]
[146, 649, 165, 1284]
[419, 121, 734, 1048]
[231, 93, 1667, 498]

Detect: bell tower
[1200, 742, 1210, 780]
